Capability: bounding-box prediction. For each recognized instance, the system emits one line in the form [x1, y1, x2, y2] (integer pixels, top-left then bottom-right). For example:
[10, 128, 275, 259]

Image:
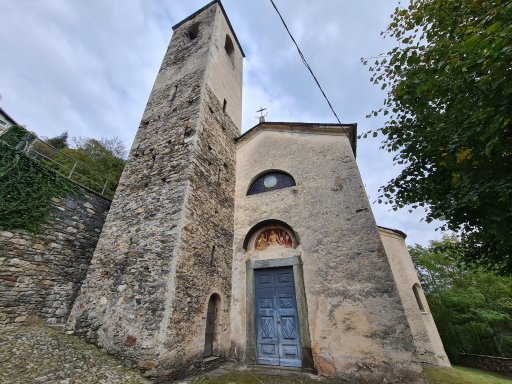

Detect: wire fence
[17, 134, 116, 199]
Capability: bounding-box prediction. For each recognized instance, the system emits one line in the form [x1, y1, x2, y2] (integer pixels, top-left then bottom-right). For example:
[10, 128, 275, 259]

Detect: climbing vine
[0, 126, 77, 233]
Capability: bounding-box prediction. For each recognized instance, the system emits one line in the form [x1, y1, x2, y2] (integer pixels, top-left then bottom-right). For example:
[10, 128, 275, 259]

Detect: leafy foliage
[411, 237, 512, 360]
[43, 131, 68, 149]
[0, 125, 34, 148]
[365, 0, 512, 271]
[0, 130, 77, 233]
[53, 137, 126, 197]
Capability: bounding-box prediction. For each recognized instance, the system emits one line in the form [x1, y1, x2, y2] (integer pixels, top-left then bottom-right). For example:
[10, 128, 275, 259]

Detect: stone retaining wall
[459, 353, 512, 376]
[0, 188, 110, 325]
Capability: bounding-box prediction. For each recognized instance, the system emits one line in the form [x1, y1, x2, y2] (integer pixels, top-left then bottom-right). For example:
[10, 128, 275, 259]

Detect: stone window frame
[245, 256, 314, 369]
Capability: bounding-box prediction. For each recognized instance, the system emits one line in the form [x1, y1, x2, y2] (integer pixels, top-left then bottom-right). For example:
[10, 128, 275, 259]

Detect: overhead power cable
[268, 0, 342, 125]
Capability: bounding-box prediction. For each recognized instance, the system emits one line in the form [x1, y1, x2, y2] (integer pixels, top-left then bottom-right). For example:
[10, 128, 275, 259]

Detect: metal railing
[17, 135, 116, 199]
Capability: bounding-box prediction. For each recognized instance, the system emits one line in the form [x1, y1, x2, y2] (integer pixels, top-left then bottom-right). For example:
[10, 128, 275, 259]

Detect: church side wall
[232, 128, 425, 383]
[0, 189, 110, 326]
[379, 228, 450, 367]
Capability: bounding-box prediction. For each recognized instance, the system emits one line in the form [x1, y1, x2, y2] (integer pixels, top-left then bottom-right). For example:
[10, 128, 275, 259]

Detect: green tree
[53, 137, 126, 197]
[411, 237, 512, 360]
[366, 0, 512, 271]
[43, 131, 69, 149]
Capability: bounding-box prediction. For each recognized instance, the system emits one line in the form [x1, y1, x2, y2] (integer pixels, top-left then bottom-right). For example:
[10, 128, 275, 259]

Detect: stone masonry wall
[459, 354, 512, 376]
[158, 86, 238, 378]
[0, 188, 110, 326]
[68, 3, 241, 380]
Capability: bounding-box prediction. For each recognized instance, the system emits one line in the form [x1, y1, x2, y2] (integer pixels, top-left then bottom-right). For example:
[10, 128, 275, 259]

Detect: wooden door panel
[255, 267, 302, 367]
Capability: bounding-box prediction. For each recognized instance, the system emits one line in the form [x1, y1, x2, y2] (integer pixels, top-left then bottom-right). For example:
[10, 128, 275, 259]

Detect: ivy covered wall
[0, 126, 111, 325]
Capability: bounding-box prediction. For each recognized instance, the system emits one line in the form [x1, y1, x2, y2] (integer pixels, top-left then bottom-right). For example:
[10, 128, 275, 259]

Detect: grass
[424, 365, 512, 384]
[188, 366, 512, 384]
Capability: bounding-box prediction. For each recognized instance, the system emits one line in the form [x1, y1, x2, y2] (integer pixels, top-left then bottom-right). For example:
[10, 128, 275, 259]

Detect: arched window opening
[224, 34, 235, 64]
[187, 23, 200, 40]
[247, 171, 296, 195]
[204, 294, 221, 357]
[413, 284, 425, 312]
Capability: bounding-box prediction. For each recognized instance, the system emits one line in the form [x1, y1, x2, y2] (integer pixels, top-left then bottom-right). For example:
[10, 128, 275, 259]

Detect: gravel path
[0, 325, 151, 384]
[0, 325, 346, 384]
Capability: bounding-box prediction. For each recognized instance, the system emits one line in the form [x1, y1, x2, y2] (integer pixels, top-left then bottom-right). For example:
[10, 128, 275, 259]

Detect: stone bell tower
[68, 1, 243, 378]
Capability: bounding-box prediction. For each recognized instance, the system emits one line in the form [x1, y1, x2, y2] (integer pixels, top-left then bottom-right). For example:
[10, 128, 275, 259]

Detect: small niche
[222, 99, 227, 113]
[413, 283, 425, 312]
[170, 85, 178, 104]
[187, 23, 200, 41]
[208, 145, 212, 151]
[162, 177, 167, 183]
[224, 34, 235, 64]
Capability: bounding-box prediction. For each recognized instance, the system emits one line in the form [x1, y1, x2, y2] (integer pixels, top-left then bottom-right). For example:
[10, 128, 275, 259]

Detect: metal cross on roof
[256, 106, 267, 123]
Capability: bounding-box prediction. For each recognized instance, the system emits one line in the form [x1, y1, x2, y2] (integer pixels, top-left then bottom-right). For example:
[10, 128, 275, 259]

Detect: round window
[263, 175, 278, 188]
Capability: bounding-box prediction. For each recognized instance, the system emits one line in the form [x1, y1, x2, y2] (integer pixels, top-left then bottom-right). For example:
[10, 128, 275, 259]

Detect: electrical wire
[268, 0, 342, 125]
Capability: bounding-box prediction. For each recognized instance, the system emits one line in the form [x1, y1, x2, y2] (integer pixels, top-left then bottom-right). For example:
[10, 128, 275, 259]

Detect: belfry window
[224, 34, 235, 64]
[247, 171, 296, 195]
[187, 23, 199, 40]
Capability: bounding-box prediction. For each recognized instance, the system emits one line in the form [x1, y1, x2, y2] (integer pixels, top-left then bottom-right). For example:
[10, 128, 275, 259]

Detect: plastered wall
[231, 124, 425, 383]
[379, 227, 450, 367]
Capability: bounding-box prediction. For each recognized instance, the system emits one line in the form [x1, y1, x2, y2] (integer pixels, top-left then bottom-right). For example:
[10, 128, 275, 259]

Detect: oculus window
[247, 171, 295, 195]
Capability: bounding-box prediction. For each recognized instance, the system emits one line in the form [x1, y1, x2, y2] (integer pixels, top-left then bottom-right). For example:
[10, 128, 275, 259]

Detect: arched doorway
[204, 294, 220, 357]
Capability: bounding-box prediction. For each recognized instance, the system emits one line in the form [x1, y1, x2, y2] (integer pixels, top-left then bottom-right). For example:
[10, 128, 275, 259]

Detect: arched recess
[243, 219, 298, 250]
[204, 293, 221, 357]
[246, 170, 296, 196]
[412, 283, 425, 312]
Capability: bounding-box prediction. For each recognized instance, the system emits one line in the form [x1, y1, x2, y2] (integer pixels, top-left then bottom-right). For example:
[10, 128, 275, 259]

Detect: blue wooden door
[255, 267, 302, 367]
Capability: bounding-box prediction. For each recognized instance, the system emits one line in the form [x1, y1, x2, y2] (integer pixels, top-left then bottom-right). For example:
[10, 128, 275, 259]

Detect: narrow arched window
[247, 171, 296, 195]
[224, 34, 235, 64]
[204, 294, 220, 357]
[413, 283, 425, 312]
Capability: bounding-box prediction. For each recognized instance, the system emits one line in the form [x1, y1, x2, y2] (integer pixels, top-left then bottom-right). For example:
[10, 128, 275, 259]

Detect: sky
[0, 0, 448, 246]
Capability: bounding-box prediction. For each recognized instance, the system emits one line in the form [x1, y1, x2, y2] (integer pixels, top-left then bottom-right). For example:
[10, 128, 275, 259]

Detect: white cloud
[0, 0, 442, 245]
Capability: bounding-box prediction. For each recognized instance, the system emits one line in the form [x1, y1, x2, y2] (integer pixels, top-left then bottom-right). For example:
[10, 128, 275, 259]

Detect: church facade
[68, 1, 449, 382]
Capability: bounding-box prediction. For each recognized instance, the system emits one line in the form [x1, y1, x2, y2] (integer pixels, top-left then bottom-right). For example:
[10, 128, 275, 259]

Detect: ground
[0, 325, 510, 384]
[423, 366, 512, 384]
[0, 325, 149, 384]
